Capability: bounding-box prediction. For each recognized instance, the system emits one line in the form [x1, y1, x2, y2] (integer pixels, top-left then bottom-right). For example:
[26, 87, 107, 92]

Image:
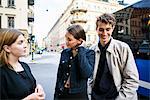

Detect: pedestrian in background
[90, 13, 139, 100]
[54, 25, 95, 100]
[0, 28, 45, 100]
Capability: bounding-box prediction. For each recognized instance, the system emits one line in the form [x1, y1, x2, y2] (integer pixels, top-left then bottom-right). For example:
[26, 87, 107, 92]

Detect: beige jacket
[91, 38, 139, 100]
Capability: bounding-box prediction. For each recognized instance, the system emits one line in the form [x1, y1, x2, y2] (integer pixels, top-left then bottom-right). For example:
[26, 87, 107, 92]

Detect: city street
[1, 0, 149, 100]
[20, 51, 149, 100]
[20, 52, 61, 100]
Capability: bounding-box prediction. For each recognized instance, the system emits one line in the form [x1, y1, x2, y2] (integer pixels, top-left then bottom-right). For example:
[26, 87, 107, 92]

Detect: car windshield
[139, 44, 150, 49]
[137, 43, 150, 60]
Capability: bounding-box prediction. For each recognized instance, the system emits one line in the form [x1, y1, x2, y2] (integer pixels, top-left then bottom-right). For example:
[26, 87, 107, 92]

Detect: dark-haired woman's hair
[67, 25, 86, 41]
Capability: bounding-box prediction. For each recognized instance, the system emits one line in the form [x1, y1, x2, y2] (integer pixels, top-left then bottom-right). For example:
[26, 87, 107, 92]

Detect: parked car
[137, 41, 150, 59]
[35, 49, 43, 54]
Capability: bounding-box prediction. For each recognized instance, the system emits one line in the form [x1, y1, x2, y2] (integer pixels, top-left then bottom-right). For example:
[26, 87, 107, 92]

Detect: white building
[45, 0, 125, 51]
[0, 0, 34, 53]
[0, 0, 34, 38]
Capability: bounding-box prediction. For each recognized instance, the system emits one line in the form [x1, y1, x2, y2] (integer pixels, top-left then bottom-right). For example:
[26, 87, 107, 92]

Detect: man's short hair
[96, 13, 116, 29]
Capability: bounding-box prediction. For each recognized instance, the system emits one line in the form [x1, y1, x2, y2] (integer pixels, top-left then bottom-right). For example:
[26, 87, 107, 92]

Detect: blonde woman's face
[8, 34, 27, 57]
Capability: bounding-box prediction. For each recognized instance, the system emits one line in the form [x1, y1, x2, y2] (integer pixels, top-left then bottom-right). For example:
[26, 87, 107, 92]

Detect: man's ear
[3, 45, 11, 53]
[112, 26, 115, 30]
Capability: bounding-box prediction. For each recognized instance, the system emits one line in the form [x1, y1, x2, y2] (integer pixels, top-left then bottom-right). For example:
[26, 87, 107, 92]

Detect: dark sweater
[92, 40, 118, 99]
[0, 61, 36, 100]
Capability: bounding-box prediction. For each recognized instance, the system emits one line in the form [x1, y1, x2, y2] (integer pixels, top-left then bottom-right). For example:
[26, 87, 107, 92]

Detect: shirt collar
[98, 38, 111, 52]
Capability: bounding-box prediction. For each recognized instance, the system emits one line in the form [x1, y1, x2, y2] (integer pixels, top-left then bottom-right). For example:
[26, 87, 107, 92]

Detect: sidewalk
[20, 51, 61, 64]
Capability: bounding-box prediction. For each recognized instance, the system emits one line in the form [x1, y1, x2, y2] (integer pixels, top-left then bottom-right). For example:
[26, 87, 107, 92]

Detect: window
[88, 35, 90, 41]
[8, 17, 14, 28]
[8, 0, 15, 7]
[126, 19, 128, 24]
[103, 0, 108, 2]
[28, 0, 34, 5]
[0, 16, 1, 28]
[126, 27, 128, 35]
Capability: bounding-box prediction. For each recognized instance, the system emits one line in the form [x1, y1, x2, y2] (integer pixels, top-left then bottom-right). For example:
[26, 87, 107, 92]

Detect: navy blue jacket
[54, 46, 95, 96]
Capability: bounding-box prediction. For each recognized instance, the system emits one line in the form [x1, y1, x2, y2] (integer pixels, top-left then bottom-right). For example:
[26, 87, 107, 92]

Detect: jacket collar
[107, 37, 114, 54]
[64, 48, 71, 52]
[95, 44, 100, 53]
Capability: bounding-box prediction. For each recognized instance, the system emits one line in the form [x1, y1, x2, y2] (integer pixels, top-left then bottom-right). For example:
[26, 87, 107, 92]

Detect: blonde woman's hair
[0, 28, 23, 66]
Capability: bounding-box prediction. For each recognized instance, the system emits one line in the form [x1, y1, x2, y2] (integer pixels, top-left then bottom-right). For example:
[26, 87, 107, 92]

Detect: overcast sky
[34, 0, 70, 42]
[34, 0, 141, 44]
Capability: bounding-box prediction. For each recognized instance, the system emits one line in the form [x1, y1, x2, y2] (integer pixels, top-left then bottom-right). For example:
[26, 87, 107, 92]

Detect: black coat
[0, 61, 36, 100]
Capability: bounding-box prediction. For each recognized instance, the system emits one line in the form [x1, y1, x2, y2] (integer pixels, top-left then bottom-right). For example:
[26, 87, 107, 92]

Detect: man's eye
[99, 29, 104, 32]
[106, 28, 111, 31]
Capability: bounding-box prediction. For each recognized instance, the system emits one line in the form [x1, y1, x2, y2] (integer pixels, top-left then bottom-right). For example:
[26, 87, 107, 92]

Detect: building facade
[45, 0, 124, 52]
[113, 1, 150, 98]
[0, 0, 34, 53]
[113, 0, 150, 52]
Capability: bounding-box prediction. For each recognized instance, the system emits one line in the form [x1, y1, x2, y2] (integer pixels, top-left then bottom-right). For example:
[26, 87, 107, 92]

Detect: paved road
[29, 63, 57, 100]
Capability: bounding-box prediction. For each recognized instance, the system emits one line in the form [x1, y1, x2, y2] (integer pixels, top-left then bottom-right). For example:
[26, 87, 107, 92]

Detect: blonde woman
[0, 28, 45, 100]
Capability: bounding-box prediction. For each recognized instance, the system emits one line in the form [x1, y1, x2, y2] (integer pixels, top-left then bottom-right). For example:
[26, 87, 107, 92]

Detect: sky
[34, 0, 71, 43]
[34, 0, 141, 45]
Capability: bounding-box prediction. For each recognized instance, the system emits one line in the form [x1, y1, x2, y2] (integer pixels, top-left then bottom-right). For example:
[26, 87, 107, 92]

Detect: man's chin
[103, 40, 109, 45]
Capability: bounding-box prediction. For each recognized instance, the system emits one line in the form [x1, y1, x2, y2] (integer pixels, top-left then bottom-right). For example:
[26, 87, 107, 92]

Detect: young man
[90, 13, 139, 100]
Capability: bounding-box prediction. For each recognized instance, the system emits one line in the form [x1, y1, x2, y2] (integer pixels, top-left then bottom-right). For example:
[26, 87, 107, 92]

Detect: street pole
[31, 40, 34, 61]
[29, 33, 34, 61]
[29, 34, 32, 55]
[30, 23, 34, 61]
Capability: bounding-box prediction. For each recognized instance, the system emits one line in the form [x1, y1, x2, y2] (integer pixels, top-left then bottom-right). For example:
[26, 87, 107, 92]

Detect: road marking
[140, 80, 150, 89]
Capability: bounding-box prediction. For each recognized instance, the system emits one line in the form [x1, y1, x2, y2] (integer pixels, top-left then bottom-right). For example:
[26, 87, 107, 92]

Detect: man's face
[96, 21, 114, 46]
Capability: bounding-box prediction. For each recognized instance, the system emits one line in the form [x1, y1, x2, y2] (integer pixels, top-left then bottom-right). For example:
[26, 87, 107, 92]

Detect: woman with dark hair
[0, 28, 45, 100]
[54, 25, 95, 100]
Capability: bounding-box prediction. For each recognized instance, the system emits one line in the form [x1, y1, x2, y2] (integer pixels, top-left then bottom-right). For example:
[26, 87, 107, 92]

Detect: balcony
[70, 6, 87, 14]
[7, 5, 16, 9]
[70, 16, 87, 24]
[28, 0, 34, 5]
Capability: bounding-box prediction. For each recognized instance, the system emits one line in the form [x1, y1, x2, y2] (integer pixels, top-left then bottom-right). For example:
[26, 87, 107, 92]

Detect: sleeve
[77, 47, 95, 78]
[54, 51, 64, 96]
[0, 68, 9, 99]
[116, 45, 139, 100]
